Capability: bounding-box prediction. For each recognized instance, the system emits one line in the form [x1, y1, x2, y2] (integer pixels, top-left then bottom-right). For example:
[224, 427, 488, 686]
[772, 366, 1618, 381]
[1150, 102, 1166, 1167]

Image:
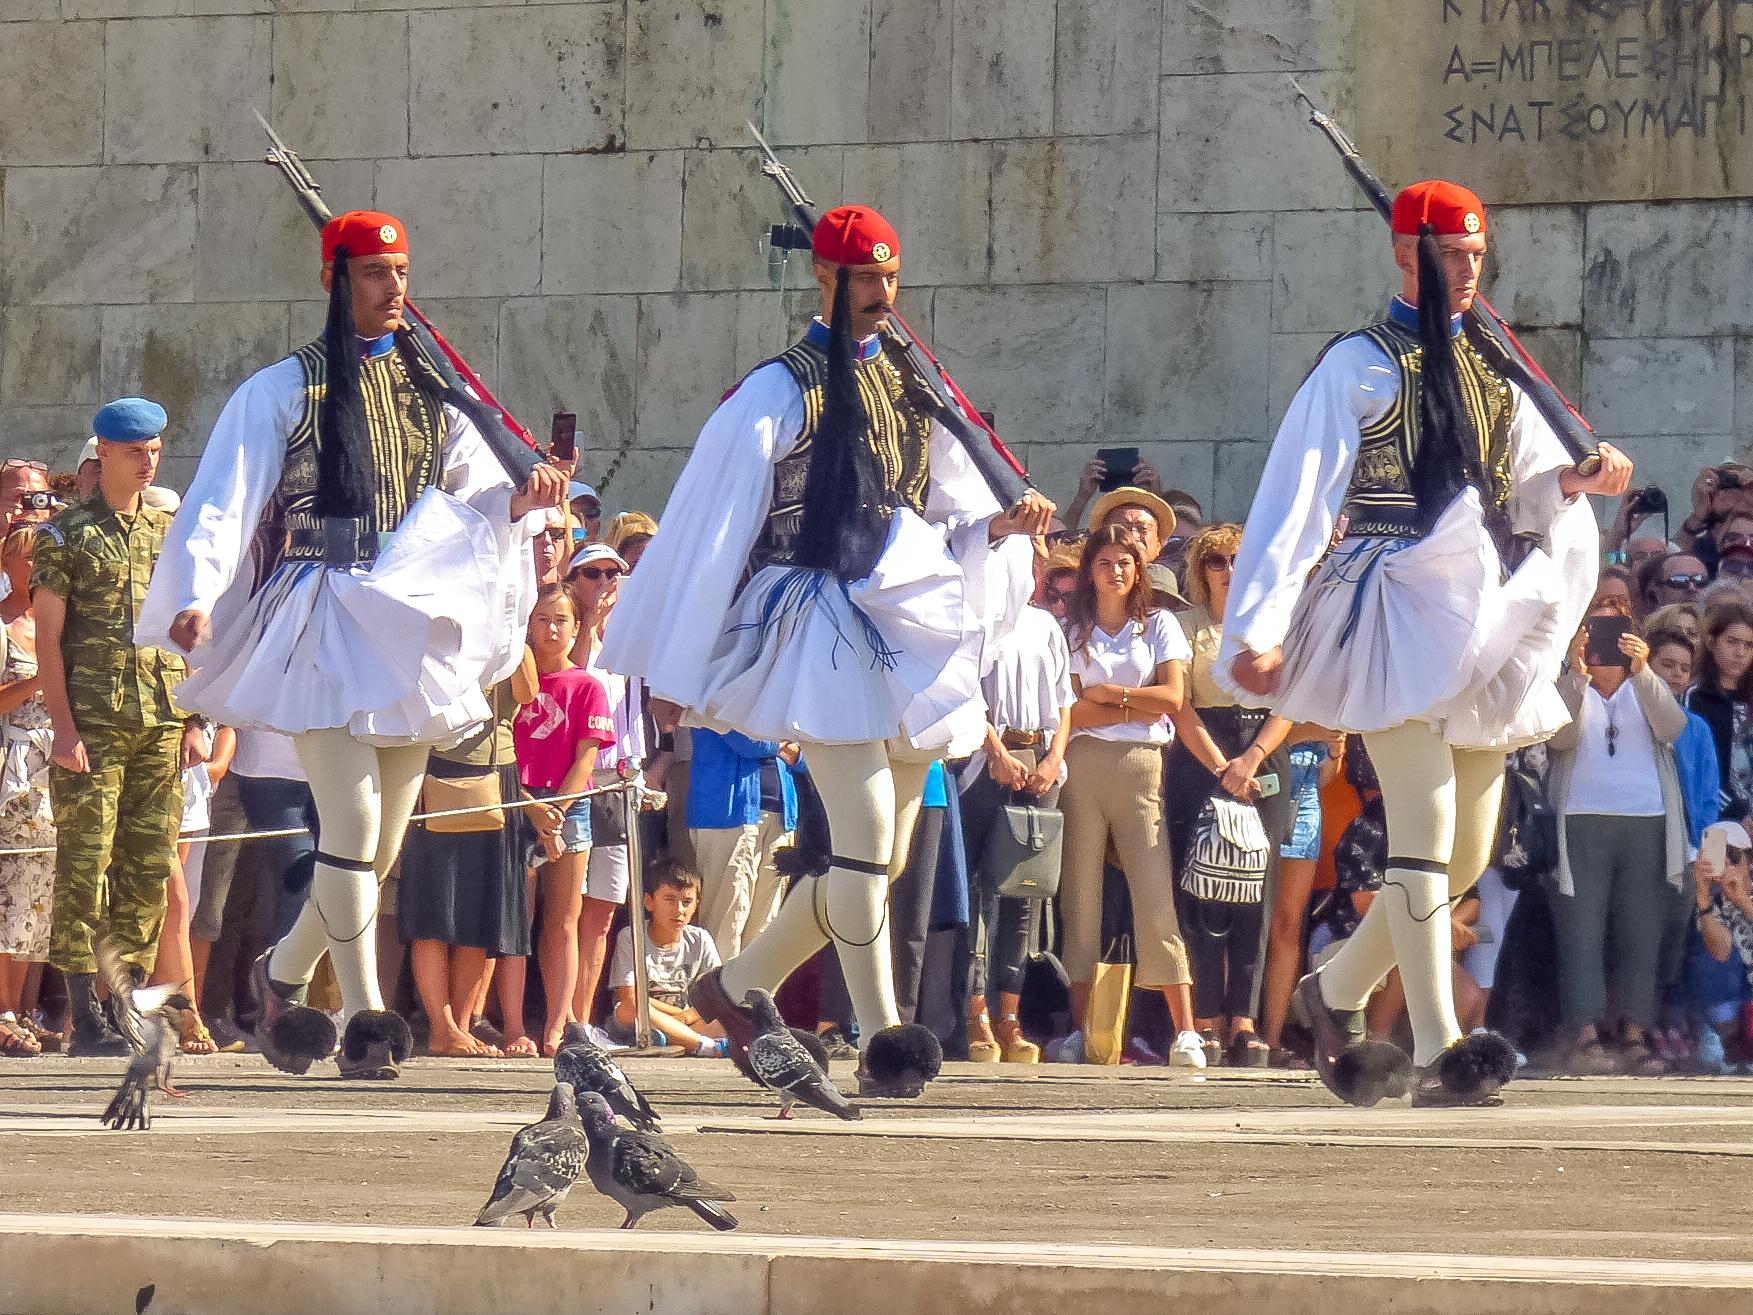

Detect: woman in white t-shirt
[1059, 526, 1203, 1066]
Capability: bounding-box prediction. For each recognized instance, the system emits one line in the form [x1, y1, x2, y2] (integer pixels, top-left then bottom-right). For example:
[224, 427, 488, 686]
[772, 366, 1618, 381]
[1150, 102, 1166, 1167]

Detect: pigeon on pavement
[474, 1082, 591, 1228]
[745, 988, 860, 1121]
[96, 937, 191, 1132]
[575, 1090, 738, 1231]
[554, 1022, 661, 1131]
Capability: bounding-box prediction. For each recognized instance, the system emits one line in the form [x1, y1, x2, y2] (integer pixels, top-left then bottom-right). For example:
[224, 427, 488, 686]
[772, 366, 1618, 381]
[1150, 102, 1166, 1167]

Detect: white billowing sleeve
[439, 405, 544, 690]
[137, 357, 302, 657]
[1507, 381, 1600, 659]
[598, 364, 803, 709]
[924, 419, 1033, 652]
[1220, 335, 1397, 659]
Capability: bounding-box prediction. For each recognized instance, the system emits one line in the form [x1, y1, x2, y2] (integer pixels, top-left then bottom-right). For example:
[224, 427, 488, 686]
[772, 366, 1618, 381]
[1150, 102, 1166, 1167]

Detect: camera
[19, 491, 59, 512]
[1627, 486, 1667, 516]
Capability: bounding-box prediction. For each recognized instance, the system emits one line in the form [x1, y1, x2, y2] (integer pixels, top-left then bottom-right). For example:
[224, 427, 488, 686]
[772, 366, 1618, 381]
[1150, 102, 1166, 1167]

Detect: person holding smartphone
[1690, 820, 1753, 1071]
[1546, 600, 1689, 1075]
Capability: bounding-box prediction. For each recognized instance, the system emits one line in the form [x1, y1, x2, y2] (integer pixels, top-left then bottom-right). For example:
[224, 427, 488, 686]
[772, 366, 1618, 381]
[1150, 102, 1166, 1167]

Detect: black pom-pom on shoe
[1330, 1039, 1414, 1107]
[338, 1009, 412, 1080]
[859, 1023, 942, 1098]
[265, 1006, 338, 1076]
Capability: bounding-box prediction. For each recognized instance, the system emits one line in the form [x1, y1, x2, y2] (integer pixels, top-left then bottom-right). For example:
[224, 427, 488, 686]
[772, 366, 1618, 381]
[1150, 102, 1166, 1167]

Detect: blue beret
[92, 397, 167, 443]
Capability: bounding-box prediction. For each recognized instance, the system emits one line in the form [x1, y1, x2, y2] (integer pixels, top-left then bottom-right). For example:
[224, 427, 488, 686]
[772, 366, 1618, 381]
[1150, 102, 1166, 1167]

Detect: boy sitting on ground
[609, 862, 727, 1056]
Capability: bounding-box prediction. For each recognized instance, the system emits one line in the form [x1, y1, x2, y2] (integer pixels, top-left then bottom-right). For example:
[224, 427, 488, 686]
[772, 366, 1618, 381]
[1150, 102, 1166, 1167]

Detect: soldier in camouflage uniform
[32, 397, 196, 1057]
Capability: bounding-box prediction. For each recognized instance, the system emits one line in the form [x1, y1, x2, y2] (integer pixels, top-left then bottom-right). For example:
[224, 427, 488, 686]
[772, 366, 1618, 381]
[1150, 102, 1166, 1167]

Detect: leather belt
[999, 730, 1047, 750]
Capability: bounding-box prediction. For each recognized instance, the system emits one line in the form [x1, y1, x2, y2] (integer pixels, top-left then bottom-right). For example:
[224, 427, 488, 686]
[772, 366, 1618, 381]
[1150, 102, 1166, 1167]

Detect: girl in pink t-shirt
[514, 583, 613, 1055]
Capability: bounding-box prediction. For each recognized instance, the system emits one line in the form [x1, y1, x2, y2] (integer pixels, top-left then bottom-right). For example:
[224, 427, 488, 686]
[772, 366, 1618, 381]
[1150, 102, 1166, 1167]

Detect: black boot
[66, 972, 129, 1058]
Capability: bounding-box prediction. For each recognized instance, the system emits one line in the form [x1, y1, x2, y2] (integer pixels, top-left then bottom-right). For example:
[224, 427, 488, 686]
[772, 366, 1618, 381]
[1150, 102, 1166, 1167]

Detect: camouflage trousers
[48, 722, 184, 975]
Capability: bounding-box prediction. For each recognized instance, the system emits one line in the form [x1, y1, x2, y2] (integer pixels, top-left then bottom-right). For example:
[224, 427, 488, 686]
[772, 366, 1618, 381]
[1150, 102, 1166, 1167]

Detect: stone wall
[0, 0, 1739, 520]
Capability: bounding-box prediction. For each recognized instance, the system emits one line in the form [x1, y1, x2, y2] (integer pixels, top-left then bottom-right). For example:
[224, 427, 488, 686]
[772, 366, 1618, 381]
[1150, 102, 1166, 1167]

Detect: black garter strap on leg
[313, 850, 376, 874]
[1383, 855, 1463, 923]
[809, 854, 891, 948]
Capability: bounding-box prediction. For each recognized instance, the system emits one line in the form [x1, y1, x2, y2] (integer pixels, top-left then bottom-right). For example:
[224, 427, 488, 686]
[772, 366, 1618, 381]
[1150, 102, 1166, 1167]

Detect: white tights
[267, 729, 429, 1023]
[717, 740, 929, 1049]
[1318, 720, 1506, 1066]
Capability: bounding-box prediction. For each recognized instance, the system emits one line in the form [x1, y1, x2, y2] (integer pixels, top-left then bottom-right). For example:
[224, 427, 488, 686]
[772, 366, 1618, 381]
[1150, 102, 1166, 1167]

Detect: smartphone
[1095, 445, 1139, 491]
[1584, 615, 1633, 669]
[1702, 827, 1728, 875]
[549, 410, 577, 462]
[1254, 772, 1281, 799]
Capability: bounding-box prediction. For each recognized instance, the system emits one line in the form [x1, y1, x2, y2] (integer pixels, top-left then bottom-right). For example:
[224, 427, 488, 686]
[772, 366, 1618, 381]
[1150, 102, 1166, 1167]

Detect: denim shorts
[528, 787, 592, 864]
[1280, 746, 1326, 861]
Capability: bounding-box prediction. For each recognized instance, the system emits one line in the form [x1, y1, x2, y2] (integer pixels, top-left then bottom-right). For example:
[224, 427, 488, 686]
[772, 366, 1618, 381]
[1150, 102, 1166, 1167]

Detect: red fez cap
[811, 205, 900, 267]
[321, 210, 410, 264]
[1390, 181, 1487, 237]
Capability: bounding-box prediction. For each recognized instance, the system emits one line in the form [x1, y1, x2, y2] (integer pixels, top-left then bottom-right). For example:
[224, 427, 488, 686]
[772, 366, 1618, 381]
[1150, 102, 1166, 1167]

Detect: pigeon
[554, 1021, 661, 1131]
[575, 1090, 738, 1231]
[474, 1082, 591, 1228]
[744, 988, 860, 1121]
[95, 936, 192, 1132]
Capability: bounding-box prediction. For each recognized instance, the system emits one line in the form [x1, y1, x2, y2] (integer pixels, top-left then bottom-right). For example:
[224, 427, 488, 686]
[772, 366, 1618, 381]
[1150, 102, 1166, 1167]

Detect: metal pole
[621, 778, 654, 1050]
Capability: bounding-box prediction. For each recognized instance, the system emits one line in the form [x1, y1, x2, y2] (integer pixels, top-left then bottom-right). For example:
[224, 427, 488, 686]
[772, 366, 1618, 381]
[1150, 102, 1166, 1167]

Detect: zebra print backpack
[1180, 795, 1270, 904]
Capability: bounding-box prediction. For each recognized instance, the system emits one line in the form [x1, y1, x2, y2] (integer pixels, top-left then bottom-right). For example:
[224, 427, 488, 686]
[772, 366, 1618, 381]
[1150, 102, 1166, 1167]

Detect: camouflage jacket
[31, 495, 187, 731]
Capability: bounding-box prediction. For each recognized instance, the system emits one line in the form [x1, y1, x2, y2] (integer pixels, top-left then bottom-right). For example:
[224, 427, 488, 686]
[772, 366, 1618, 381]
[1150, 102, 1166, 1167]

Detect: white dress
[599, 360, 1033, 751]
[136, 354, 543, 747]
[1217, 329, 1599, 751]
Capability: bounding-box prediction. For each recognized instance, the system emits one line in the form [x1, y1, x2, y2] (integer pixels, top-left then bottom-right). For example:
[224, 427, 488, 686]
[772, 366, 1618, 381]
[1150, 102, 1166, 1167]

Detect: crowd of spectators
[5, 445, 1753, 1082]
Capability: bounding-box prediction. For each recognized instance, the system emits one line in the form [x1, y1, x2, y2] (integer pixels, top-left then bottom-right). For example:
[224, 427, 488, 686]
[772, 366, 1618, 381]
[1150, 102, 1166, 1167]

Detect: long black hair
[1411, 226, 1511, 565]
[315, 246, 378, 520]
[790, 266, 889, 582]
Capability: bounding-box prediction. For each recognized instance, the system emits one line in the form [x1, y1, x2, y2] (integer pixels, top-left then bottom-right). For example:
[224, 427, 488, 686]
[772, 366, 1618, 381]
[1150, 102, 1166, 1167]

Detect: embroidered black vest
[1338, 319, 1513, 540]
[263, 338, 450, 572]
[747, 331, 934, 572]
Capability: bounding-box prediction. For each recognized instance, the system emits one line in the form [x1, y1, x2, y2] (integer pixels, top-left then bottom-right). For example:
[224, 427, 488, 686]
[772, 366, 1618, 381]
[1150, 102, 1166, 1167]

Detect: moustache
[863, 301, 892, 314]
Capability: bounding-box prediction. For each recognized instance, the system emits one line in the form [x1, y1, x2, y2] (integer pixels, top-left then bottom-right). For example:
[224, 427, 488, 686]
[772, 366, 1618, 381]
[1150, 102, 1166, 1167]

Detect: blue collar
[1388, 296, 1462, 339]
[806, 317, 882, 362]
[359, 331, 396, 359]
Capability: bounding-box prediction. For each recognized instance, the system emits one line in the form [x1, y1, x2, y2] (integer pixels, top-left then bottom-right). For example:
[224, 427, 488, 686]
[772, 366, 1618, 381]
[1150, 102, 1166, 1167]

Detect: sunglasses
[575, 566, 621, 581]
[1, 460, 46, 473]
[1041, 587, 1071, 605]
[1204, 554, 1235, 571]
[1665, 572, 1708, 589]
[541, 527, 569, 542]
[1720, 556, 1753, 579]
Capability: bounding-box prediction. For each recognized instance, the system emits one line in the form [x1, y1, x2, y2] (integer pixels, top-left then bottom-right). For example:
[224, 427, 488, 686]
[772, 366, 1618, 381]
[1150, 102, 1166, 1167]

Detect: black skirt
[397, 762, 531, 956]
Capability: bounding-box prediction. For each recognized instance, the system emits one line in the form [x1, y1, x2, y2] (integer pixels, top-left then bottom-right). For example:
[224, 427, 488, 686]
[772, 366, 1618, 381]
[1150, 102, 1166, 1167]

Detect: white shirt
[230, 728, 306, 781]
[982, 606, 1073, 734]
[1565, 679, 1664, 817]
[609, 922, 721, 1005]
[1070, 610, 1191, 745]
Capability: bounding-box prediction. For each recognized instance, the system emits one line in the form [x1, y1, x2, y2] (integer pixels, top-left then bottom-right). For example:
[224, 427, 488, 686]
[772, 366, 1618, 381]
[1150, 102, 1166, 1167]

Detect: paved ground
[3, 1054, 1752, 1261]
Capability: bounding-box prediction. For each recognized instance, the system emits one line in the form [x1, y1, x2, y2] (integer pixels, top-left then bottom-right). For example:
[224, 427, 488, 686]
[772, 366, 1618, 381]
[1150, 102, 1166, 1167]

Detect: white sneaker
[1169, 1029, 1209, 1069]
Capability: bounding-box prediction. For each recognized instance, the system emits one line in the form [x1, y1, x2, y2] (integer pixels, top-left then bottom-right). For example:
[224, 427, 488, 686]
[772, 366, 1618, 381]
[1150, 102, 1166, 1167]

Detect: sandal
[1227, 1032, 1270, 1068]
[1564, 1036, 1619, 1077]
[17, 1015, 61, 1054]
[0, 1014, 42, 1057]
[178, 1014, 218, 1056]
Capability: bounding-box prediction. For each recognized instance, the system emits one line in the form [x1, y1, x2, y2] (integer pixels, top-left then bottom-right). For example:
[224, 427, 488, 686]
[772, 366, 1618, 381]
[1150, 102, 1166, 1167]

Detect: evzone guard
[1223, 180, 1633, 1107]
[603, 205, 1053, 1096]
[140, 212, 564, 1080]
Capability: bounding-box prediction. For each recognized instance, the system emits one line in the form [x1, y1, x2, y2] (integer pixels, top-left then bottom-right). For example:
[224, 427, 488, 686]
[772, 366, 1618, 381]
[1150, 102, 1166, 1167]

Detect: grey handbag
[982, 801, 1064, 901]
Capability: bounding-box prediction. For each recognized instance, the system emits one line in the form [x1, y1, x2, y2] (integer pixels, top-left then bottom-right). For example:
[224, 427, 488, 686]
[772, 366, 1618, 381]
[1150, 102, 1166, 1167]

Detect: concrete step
[3, 1215, 1751, 1315]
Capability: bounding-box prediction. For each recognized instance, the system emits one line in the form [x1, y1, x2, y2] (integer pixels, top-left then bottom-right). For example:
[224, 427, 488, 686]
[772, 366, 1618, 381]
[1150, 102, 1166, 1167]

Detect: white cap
[79, 437, 99, 465]
[568, 542, 629, 574]
[141, 486, 181, 514]
[1705, 819, 1752, 850]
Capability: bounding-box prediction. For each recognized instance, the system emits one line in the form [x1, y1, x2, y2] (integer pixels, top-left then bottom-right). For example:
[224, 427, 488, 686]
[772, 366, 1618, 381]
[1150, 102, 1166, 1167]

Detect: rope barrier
[0, 779, 664, 858]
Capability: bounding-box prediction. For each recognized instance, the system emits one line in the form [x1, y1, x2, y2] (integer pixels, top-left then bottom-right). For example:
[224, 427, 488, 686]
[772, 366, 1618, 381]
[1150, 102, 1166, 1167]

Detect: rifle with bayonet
[254, 111, 541, 486]
[746, 122, 1033, 511]
[1287, 81, 1601, 476]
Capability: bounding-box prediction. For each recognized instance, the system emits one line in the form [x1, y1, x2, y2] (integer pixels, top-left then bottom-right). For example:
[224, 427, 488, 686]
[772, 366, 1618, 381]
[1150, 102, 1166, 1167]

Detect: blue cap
[92, 397, 167, 443]
[568, 481, 600, 504]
